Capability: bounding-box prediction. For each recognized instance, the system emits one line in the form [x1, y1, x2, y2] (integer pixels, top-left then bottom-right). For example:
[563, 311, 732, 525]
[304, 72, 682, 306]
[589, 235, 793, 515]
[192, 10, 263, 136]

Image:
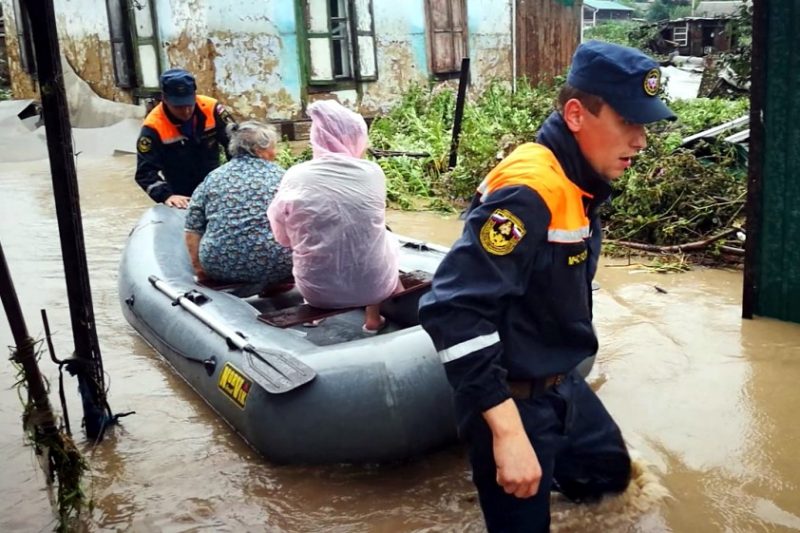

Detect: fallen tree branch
[606, 228, 740, 254]
[719, 245, 745, 256]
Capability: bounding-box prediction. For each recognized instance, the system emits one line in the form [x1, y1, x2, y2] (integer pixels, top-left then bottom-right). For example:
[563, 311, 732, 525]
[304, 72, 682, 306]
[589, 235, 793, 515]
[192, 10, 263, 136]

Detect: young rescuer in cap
[419, 41, 676, 532]
[134, 68, 236, 209]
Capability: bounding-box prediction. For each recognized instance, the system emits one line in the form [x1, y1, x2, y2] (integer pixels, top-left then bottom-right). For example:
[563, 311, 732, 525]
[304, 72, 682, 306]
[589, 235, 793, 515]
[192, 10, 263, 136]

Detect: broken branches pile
[277, 79, 749, 262]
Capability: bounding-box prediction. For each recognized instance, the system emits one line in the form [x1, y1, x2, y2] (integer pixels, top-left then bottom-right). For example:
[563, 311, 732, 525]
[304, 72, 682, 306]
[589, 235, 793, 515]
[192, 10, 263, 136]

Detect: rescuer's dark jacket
[135, 95, 233, 202]
[419, 112, 613, 416]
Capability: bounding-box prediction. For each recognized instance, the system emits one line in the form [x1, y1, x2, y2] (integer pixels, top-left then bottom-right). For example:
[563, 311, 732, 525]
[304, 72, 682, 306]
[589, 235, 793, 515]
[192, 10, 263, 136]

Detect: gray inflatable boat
[119, 205, 457, 464]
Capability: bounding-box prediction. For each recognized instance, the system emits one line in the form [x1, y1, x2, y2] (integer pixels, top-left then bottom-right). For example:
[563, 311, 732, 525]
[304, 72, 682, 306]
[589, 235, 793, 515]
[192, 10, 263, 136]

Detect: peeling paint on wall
[59, 31, 135, 104]
[467, 0, 513, 90]
[3, 0, 525, 123]
[360, 40, 427, 114]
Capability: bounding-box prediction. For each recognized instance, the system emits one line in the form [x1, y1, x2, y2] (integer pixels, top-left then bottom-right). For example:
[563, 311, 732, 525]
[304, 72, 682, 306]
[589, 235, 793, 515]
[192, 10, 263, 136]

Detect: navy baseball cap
[567, 40, 676, 124]
[160, 68, 197, 106]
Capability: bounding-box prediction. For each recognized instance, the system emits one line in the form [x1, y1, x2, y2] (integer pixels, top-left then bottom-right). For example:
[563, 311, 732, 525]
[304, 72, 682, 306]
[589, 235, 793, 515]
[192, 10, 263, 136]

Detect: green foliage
[647, 0, 690, 21]
[275, 144, 312, 169]
[584, 21, 642, 47]
[668, 98, 749, 135]
[602, 135, 747, 245]
[369, 79, 557, 205]
[368, 79, 749, 248]
[11, 340, 89, 533]
[720, 2, 753, 82]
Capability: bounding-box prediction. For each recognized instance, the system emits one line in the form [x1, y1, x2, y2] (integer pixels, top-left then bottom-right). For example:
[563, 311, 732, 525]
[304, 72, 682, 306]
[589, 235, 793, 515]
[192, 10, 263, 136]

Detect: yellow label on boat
[218, 363, 251, 409]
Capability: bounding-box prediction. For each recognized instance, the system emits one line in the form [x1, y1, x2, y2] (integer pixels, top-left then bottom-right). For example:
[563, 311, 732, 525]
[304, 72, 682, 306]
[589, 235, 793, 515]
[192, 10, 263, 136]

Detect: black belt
[507, 374, 566, 400]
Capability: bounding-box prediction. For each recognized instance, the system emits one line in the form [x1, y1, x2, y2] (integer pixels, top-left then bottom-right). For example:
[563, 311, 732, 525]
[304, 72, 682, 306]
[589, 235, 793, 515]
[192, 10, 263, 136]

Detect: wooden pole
[26, 0, 110, 438]
[742, 1, 766, 319]
[448, 57, 471, 170]
[0, 241, 59, 438]
[1, 246, 88, 528]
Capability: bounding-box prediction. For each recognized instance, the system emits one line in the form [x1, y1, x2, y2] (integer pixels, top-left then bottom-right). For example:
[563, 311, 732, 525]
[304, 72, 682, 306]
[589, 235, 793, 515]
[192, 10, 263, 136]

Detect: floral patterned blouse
[184, 155, 293, 284]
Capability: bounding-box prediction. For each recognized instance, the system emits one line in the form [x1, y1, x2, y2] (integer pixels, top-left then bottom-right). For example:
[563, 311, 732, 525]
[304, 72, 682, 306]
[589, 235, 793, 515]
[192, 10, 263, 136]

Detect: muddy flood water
[1, 153, 799, 532]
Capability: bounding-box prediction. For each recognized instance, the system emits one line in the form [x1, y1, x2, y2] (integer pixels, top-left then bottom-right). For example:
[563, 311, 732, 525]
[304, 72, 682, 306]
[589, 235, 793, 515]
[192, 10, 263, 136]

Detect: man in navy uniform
[419, 41, 676, 532]
[134, 68, 235, 209]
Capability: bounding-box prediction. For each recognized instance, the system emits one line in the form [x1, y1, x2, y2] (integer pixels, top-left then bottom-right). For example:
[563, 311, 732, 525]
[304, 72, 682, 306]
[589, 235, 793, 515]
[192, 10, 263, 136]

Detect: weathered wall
[0, 0, 134, 102]
[2, 0, 515, 120]
[467, 0, 512, 87]
[54, 0, 134, 103]
[156, 0, 302, 120]
[516, 0, 582, 84]
[359, 0, 430, 114]
[360, 0, 512, 114]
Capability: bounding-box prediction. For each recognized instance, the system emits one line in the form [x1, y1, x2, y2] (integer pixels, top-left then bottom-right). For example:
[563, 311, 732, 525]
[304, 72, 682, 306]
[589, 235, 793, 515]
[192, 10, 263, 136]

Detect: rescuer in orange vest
[134, 68, 235, 209]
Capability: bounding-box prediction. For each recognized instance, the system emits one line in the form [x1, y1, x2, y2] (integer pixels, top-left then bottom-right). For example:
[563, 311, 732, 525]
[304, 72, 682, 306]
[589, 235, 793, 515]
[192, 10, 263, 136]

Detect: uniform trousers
[462, 370, 631, 532]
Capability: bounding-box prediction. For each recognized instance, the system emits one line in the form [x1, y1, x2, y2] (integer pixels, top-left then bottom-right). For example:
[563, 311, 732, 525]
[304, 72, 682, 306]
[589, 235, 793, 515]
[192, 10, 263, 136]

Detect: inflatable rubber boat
[118, 205, 457, 464]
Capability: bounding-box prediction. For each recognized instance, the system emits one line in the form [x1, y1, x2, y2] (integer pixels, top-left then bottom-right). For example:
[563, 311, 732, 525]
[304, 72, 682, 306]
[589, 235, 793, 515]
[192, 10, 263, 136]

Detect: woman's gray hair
[226, 120, 278, 157]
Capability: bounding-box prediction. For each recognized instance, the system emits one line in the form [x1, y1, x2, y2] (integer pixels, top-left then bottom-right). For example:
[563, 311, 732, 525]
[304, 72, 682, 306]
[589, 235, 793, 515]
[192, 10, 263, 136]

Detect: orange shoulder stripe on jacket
[142, 96, 219, 144]
[479, 143, 592, 243]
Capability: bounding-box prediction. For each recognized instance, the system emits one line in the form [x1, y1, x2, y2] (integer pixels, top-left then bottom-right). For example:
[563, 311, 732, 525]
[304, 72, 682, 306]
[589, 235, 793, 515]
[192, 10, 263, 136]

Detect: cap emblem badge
[643, 68, 661, 96]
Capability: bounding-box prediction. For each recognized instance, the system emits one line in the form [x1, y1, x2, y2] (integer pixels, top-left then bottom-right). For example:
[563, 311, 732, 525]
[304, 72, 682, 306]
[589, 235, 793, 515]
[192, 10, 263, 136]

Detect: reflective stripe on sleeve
[146, 181, 167, 194]
[547, 226, 590, 243]
[438, 332, 501, 364]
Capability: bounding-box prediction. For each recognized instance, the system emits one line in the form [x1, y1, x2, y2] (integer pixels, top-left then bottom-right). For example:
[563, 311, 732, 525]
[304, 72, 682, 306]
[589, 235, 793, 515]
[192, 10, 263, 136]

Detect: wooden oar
[148, 276, 316, 394]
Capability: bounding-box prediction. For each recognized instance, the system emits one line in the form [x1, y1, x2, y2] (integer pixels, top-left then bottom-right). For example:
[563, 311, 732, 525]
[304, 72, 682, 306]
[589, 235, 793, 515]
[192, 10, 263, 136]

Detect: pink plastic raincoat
[267, 101, 399, 308]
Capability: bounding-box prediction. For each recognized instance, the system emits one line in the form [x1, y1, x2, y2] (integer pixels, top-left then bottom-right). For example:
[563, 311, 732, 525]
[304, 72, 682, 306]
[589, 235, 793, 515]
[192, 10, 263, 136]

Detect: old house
[0, 0, 582, 127]
[658, 17, 733, 56]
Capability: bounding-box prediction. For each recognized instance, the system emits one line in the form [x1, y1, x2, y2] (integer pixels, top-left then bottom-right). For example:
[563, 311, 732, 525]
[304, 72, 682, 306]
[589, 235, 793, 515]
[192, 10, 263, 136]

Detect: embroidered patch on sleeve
[137, 136, 152, 154]
[479, 208, 526, 256]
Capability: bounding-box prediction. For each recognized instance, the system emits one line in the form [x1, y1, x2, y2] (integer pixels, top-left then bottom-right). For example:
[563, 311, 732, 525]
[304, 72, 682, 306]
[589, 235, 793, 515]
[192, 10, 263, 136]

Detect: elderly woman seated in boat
[267, 100, 401, 333]
[184, 120, 292, 290]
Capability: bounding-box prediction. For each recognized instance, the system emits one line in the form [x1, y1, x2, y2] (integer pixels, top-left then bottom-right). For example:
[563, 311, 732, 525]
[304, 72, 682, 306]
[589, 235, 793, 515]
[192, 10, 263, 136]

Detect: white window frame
[304, 0, 378, 85]
[673, 23, 689, 47]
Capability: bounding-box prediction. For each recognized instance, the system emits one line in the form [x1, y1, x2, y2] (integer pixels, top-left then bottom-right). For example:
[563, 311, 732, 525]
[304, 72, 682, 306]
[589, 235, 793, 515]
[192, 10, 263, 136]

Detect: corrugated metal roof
[584, 0, 635, 12]
[695, 1, 744, 17]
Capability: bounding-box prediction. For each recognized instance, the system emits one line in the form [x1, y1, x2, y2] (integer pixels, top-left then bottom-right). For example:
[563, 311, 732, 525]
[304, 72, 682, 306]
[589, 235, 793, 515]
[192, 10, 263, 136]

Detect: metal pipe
[448, 57, 471, 170]
[511, 0, 517, 92]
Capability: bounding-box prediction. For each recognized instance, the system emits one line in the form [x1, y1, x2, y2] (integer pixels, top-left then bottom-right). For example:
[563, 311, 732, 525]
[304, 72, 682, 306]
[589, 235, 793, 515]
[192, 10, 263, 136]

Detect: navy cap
[567, 40, 676, 124]
[160, 68, 197, 106]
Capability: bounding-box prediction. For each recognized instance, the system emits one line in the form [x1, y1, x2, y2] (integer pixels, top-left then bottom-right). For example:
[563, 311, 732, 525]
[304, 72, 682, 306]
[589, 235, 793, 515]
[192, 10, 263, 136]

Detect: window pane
[112, 43, 132, 87]
[450, 0, 465, 30]
[133, 1, 154, 39]
[308, 0, 329, 32]
[106, 0, 126, 36]
[353, 0, 373, 32]
[309, 37, 334, 81]
[357, 35, 376, 78]
[329, 0, 342, 18]
[452, 31, 465, 64]
[138, 44, 160, 87]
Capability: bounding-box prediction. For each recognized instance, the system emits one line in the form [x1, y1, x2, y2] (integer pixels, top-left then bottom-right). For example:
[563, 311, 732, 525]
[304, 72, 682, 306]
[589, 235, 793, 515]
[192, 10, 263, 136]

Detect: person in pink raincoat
[267, 100, 400, 333]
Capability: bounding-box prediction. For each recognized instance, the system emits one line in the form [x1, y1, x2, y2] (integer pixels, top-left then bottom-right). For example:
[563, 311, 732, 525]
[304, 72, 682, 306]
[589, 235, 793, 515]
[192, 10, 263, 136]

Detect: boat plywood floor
[242, 291, 401, 347]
